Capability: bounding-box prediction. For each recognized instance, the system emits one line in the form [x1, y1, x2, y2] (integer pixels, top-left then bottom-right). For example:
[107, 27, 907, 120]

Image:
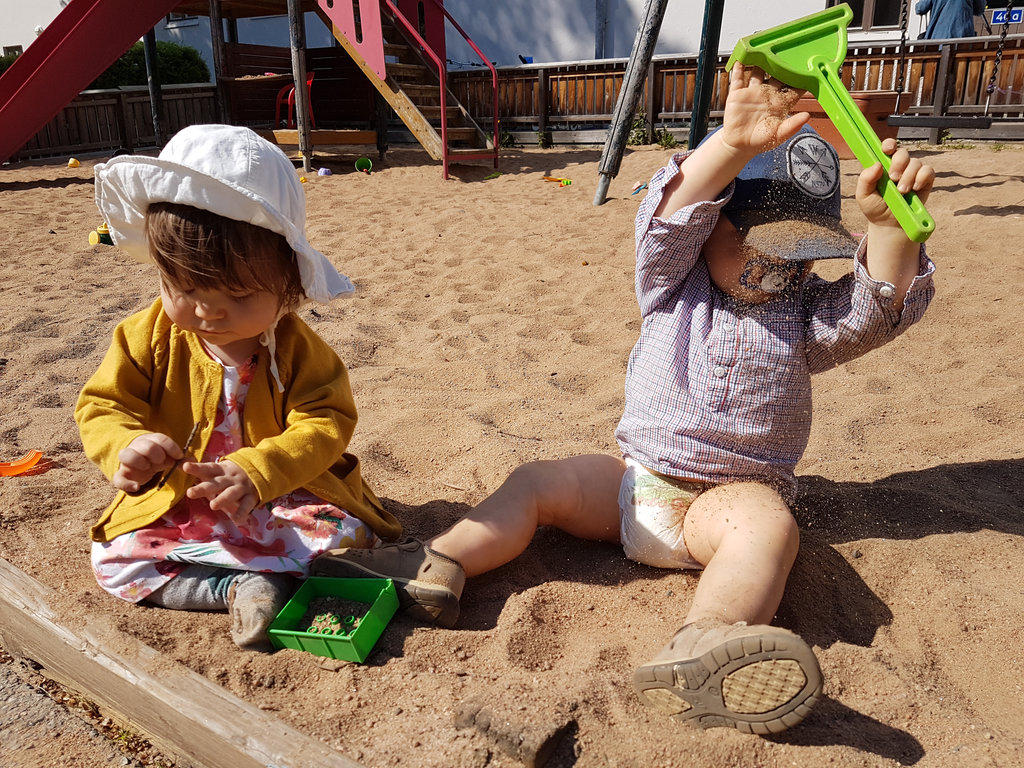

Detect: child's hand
[655, 63, 810, 217]
[856, 137, 935, 229]
[720, 62, 809, 157]
[184, 459, 258, 524]
[112, 433, 183, 493]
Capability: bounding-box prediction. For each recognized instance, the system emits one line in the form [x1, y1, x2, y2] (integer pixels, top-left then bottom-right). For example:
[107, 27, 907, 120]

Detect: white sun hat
[93, 123, 353, 303]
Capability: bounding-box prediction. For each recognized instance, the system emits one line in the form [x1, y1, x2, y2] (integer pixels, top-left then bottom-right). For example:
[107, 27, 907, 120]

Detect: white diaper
[618, 457, 706, 570]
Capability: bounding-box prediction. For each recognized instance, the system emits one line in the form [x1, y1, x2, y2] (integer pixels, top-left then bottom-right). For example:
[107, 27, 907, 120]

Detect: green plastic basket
[268, 577, 398, 662]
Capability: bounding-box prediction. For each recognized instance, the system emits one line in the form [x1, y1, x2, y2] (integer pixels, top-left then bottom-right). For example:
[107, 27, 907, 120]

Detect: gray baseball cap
[717, 126, 857, 261]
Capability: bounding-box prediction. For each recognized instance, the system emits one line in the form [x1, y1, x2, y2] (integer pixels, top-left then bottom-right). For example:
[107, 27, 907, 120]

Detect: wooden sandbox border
[0, 557, 363, 768]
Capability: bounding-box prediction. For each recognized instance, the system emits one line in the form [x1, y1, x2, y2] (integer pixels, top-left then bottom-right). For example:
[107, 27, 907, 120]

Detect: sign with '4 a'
[991, 8, 1023, 24]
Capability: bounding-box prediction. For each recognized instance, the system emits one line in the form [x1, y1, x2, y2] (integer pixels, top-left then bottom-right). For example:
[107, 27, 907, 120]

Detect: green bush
[89, 40, 210, 89]
[627, 109, 649, 146]
[499, 129, 519, 148]
[655, 128, 678, 149]
[0, 53, 19, 76]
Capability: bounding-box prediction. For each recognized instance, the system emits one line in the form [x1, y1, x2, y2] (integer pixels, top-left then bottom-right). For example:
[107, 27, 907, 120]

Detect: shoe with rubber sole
[633, 621, 822, 735]
[311, 538, 464, 628]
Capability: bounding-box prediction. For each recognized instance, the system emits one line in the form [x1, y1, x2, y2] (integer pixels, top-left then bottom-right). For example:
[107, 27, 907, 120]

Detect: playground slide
[0, 0, 182, 163]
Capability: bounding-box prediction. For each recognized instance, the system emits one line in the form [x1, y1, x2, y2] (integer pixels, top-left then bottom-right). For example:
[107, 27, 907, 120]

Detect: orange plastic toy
[0, 450, 43, 477]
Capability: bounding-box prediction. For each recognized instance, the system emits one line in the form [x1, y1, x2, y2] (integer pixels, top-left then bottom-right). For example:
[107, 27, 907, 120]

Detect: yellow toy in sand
[88, 222, 113, 246]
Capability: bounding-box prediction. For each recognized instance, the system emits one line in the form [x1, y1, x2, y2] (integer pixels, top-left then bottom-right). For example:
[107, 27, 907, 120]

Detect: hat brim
[725, 210, 856, 262]
[94, 155, 353, 303]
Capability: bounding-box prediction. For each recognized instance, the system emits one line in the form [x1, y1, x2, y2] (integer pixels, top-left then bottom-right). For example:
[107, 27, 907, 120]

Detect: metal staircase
[315, 0, 498, 179]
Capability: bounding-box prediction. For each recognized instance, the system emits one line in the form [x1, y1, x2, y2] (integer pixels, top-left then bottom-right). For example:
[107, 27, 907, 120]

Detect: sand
[1, 141, 1022, 768]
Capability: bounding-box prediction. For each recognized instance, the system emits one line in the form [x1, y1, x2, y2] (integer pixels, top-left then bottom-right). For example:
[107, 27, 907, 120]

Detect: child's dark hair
[144, 202, 304, 308]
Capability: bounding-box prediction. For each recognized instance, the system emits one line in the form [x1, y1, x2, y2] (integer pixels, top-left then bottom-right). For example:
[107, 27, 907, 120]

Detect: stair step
[443, 127, 482, 143]
[447, 147, 498, 157]
[387, 62, 433, 82]
[383, 43, 408, 58]
[399, 83, 442, 101]
[419, 105, 463, 120]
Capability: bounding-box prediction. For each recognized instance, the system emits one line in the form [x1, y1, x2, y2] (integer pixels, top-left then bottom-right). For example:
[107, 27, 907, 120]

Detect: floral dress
[91, 352, 377, 603]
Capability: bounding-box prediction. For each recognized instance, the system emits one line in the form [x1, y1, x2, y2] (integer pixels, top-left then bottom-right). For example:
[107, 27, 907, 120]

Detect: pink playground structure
[0, 0, 498, 179]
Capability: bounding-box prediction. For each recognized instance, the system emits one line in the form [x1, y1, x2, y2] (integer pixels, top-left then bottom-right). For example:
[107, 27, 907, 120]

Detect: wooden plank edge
[257, 129, 379, 145]
[0, 557, 363, 768]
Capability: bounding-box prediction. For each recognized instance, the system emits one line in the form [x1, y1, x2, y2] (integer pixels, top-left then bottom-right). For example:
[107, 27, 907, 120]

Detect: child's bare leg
[681, 481, 800, 626]
[633, 481, 821, 734]
[312, 454, 625, 625]
[429, 453, 625, 577]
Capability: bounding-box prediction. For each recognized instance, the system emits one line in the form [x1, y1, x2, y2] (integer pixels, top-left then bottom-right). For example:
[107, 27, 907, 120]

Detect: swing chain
[896, 0, 909, 94]
[986, 0, 1015, 98]
[892, 0, 909, 112]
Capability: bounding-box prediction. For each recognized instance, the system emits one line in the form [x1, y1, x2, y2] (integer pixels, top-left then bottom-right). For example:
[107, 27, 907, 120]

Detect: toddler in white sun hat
[76, 125, 401, 650]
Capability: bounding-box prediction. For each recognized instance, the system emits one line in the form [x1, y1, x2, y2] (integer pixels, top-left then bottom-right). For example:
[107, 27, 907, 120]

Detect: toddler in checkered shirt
[315, 63, 936, 734]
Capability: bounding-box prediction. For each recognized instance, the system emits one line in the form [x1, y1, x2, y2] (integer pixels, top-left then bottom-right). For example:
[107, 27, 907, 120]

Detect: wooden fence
[8, 34, 1024, 161]
[452, 34, 1024, 144]
[10, 84, 217, 162]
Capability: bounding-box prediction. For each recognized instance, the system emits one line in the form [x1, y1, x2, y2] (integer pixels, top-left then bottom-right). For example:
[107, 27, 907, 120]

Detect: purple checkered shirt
[614, 153, 936, 502]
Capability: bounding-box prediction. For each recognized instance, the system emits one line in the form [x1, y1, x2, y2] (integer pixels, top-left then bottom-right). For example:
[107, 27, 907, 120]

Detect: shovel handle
[812, 61, 934, 243]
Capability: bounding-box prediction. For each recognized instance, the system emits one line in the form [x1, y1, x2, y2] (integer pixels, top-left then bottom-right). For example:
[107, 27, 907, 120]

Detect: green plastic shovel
[726, 3, 934, 242]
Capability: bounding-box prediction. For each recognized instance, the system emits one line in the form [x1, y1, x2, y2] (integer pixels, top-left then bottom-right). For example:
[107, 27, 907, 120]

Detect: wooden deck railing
[451, 34, 1024, 144]
[8, 34, 1023, 162]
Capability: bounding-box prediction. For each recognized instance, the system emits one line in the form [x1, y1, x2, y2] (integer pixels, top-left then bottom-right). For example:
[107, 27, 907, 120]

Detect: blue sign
[992, 8, 1024, 24]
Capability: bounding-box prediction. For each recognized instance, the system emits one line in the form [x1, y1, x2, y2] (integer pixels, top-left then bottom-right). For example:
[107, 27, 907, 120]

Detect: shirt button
[879, 284, 895, 298]
[713, 366, 727, 378]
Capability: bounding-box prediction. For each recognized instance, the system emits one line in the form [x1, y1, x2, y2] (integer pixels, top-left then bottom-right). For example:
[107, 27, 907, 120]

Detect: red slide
[0, 0, 182, 163]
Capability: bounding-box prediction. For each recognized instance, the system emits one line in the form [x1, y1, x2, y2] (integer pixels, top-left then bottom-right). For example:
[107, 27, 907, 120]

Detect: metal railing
[384, 0, 498, 177]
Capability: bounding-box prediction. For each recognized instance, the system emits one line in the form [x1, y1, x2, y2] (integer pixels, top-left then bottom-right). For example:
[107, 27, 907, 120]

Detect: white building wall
[441, 0, 927, 69]
[1, 0, 67, 55]
[2, 1, 934, 79]
[156, 12, 333, 81]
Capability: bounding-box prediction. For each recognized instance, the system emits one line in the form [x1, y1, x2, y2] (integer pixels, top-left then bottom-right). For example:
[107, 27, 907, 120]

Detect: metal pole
[593, 0, 670, 206]
[596, 0, 609, 59]
[142, 28, 163, 147]
[207, 0, 230, 124]
[287, 0, 311, 173]
[688, 0, 727, 149]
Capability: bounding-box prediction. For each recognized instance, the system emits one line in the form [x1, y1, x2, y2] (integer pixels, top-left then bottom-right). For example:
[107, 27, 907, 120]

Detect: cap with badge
[719, 125, 857, 262]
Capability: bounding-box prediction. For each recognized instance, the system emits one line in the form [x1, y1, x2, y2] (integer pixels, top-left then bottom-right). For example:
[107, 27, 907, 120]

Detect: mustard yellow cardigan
[75, 299, 401, 543]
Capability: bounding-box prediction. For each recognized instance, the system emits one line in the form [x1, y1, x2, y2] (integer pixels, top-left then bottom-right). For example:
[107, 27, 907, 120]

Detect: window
[166, 12, 199, 28]
[830, 0, 904, 32]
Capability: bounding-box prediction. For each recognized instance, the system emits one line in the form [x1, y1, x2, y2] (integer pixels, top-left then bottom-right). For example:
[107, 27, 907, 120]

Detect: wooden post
[593, 0, 669, 205]
[287, 0, 312, 173]
[538, 67, 550, 146]
[207, 0, 230, 124]
[143, 28, 164, 147]
[116, 90, 134, 152]
[374, 91, 390, 159]
[929, 45, 954, 144]
[689, 0, 727, 149]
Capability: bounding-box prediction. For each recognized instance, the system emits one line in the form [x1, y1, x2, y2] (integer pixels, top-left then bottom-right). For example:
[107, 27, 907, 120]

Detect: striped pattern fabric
[614, 153, 936, 502]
